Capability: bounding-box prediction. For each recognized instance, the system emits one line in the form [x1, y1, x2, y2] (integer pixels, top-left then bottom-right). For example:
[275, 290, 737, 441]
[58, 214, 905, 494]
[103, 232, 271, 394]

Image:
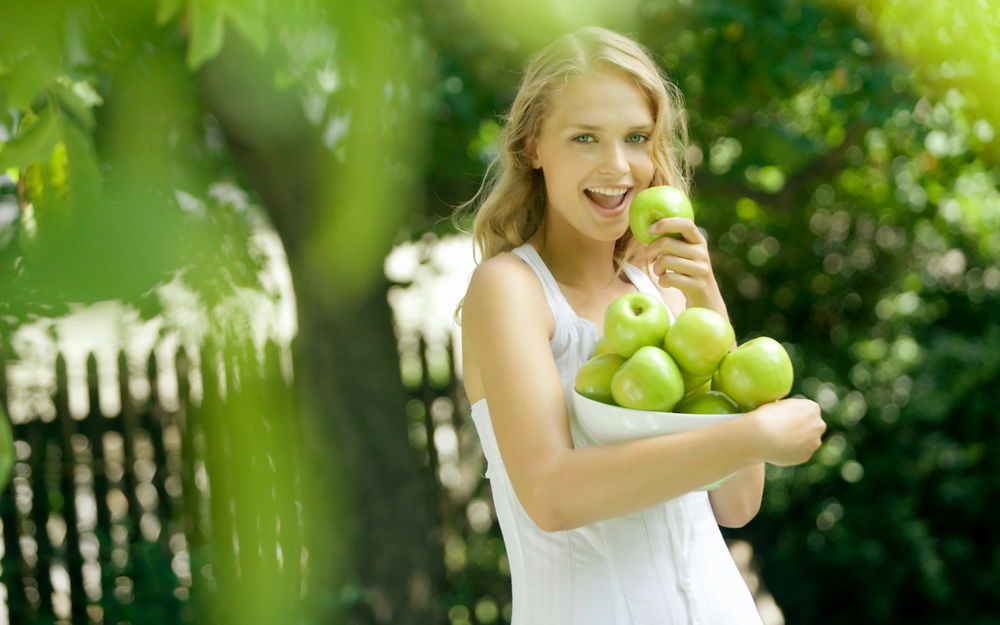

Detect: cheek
[631, 153, 655, 183]
[641, 149, 656, 179]
[547, 168, 580, 198]
[545, 151, 585, 187]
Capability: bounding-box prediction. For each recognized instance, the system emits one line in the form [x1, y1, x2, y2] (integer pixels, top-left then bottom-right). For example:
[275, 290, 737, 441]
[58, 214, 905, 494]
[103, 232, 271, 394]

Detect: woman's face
[529, 70, 656, 243]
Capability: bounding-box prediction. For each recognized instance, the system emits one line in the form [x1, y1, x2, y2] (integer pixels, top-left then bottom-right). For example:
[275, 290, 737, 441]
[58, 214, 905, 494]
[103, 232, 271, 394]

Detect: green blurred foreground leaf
[0, 405, 13, 489]
[0, 107, 60, 171]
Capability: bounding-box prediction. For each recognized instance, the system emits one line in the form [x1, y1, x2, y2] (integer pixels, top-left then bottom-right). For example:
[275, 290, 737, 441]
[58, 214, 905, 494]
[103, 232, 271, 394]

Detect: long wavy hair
[455, 26, 691, 267]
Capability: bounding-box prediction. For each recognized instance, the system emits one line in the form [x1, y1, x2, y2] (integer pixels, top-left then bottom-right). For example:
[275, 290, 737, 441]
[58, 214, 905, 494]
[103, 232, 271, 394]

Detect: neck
[528, 221, 623, 290]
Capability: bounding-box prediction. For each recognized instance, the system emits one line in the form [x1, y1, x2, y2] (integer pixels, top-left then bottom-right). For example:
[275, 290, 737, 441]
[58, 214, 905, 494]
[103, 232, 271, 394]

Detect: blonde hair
[455, 26, 691, 266]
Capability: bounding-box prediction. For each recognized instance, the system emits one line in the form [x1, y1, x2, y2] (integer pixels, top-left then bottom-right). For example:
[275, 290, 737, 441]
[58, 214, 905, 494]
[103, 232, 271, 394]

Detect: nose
[599, 142, 629, 176]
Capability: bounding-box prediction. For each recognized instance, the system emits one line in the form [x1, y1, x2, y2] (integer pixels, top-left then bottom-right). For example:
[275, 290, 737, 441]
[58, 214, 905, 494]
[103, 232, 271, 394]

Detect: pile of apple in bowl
[572, 292, 794, 489]
[573, 184, 797, 489]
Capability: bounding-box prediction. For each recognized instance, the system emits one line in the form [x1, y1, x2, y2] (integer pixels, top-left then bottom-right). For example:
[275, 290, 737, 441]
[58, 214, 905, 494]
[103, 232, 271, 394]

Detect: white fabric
[469, 243, 763, 625]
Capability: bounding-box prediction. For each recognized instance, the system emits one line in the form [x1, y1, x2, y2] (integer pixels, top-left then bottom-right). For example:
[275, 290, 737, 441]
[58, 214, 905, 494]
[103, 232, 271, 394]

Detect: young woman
[458, 27, 826, 624]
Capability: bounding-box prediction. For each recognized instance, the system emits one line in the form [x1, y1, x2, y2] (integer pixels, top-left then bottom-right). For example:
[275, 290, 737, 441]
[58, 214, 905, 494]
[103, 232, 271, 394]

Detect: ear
[526, 137, 542, 169]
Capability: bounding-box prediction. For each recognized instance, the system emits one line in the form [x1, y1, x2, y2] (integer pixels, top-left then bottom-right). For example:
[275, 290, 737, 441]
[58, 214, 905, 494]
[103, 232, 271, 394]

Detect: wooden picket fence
[0, 340, 305, 625]
[0, 325, 777, 625]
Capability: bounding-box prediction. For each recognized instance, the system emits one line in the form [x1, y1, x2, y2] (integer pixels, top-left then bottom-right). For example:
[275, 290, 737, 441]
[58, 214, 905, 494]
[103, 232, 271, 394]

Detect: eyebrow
[568, 123, 654, 132]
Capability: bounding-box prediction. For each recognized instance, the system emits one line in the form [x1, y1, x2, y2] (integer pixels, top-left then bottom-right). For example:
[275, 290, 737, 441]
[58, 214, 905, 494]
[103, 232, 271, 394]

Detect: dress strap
[622, 263, 659, 297]
[510, 244, 576, 320]
[512, 244, 674, 324]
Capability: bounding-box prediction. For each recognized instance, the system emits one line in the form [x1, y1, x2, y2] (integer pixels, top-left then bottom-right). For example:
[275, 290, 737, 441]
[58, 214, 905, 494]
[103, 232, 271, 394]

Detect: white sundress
[469, 243, 764, 625]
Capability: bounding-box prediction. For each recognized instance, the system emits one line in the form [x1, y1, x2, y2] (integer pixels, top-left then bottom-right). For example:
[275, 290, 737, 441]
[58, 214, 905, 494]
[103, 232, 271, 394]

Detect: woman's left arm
[707, 463, 764, 527]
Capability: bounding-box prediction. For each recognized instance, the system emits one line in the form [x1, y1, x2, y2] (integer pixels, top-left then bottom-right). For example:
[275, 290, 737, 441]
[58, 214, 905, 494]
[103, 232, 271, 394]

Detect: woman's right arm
[463, 256, 826, 532]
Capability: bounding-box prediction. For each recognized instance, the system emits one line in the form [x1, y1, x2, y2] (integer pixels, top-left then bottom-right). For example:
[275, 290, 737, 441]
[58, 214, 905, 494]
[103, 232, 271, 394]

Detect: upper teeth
[588, 187, 628, 196]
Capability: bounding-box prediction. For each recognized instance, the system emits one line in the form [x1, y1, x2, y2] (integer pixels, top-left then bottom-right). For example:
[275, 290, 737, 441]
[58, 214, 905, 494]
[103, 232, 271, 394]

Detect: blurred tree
[1, 0, 443, 623]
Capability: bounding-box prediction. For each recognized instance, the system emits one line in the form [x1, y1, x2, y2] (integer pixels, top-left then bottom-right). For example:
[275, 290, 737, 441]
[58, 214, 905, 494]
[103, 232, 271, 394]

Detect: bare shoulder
[464, 253, 551, 323]
[468, 252, 553, 328]
[467, 252, 537, 297]
[462, 252, 554, 402]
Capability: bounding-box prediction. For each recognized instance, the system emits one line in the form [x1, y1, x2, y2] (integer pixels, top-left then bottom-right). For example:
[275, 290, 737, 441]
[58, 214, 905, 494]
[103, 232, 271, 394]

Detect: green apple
[603, 292, 671, 358]
[714, 336, 794, 410]
[676, 390, 740, 415]
[610, 346, 685, 411]
[574, 353, 627, 405]
[629, 185, 694, 245]
[591, 335, 616, 357]
[681, 370, 712, 397]
[664, 307, 735, 376]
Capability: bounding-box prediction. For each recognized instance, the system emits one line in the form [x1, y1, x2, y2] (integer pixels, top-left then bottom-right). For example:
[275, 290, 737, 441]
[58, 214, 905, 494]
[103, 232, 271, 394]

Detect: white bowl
[571, 391, 743, 491]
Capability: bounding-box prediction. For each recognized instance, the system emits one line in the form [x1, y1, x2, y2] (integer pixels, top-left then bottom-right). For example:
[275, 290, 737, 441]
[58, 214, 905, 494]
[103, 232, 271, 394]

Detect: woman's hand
[746, 398, 827, 466]
[646, 217, 725, 313]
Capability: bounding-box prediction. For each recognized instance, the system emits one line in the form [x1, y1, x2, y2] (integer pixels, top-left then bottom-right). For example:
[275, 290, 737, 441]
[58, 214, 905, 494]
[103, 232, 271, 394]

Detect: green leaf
[227, 0, 269, 53]
[53, 78, 101, 132]
[0, 3, 64, 110]
[1, 53, 58, 111]
[0, 404, 14, 489]
[157, 0, 184, 24]
[186, 0, 226, 70]
[0, 107, 61, 170]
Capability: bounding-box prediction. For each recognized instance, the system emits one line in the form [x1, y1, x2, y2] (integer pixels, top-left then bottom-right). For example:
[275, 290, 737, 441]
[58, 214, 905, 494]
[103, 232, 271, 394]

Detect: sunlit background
[1, 0, 999, 623]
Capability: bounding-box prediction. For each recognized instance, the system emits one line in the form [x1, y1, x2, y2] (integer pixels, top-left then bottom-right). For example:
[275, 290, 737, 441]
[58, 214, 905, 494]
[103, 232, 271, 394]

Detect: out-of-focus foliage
[838, 0, 1000, 164]
[414, 0, 1000, 623]
[0, 404, 12, 488]
[1, 0, 436, 623]
[0, 0, 430, 324]
[0, 0, 264, 330]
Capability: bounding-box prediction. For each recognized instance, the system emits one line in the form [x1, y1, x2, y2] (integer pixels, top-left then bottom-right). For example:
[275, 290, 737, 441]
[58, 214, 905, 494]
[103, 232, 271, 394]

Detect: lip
[584, 186, 633, 218]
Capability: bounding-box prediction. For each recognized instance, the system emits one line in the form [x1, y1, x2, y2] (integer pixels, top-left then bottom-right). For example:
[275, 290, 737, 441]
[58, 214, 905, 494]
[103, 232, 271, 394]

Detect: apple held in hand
[676, 390, 740, 415]
[664, 307, 735, 377]
[629, 185, 694, 245]
[714, 336, 794, 410]
[611, 346, 685, 411]
[575, 353, 627, 405]
[603, 292, 671, 358]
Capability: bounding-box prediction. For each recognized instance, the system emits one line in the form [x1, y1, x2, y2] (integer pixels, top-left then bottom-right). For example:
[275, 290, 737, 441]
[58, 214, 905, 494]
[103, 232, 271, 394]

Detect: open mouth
[584, 186, 632, 213]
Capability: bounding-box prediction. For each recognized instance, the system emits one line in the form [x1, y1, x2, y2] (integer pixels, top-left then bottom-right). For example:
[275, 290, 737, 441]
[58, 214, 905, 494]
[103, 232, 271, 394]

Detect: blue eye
[573, 134, 595, 143]
[627, 133, 649, 143]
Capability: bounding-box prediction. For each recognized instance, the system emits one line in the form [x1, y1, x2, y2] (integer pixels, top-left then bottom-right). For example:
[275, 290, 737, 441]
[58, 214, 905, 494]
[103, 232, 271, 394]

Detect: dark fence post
[85, 352, 112, 616]
[54, 354, 88, 623]
[0, 355, 32, 624]
[115, 352, 144, 555]
[144, 353, 175, 534]
[2, 337, 308, 625]
[176, 346, 212, 625]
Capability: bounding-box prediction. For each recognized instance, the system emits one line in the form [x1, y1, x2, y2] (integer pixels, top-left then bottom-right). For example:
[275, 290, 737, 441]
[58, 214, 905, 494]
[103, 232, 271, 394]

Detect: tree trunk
[198, 29, 444, 624]
[297, 282, 443, 623]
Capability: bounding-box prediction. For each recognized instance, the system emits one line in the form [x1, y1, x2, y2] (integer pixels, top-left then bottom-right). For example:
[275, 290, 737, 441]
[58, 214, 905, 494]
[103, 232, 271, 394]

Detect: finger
[646, 236, 711, 265]
[652, 254, 711, 280]
[649, 248, 711, 275]
[649, 217, 704, 244]
[656, 270, 704, 292]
